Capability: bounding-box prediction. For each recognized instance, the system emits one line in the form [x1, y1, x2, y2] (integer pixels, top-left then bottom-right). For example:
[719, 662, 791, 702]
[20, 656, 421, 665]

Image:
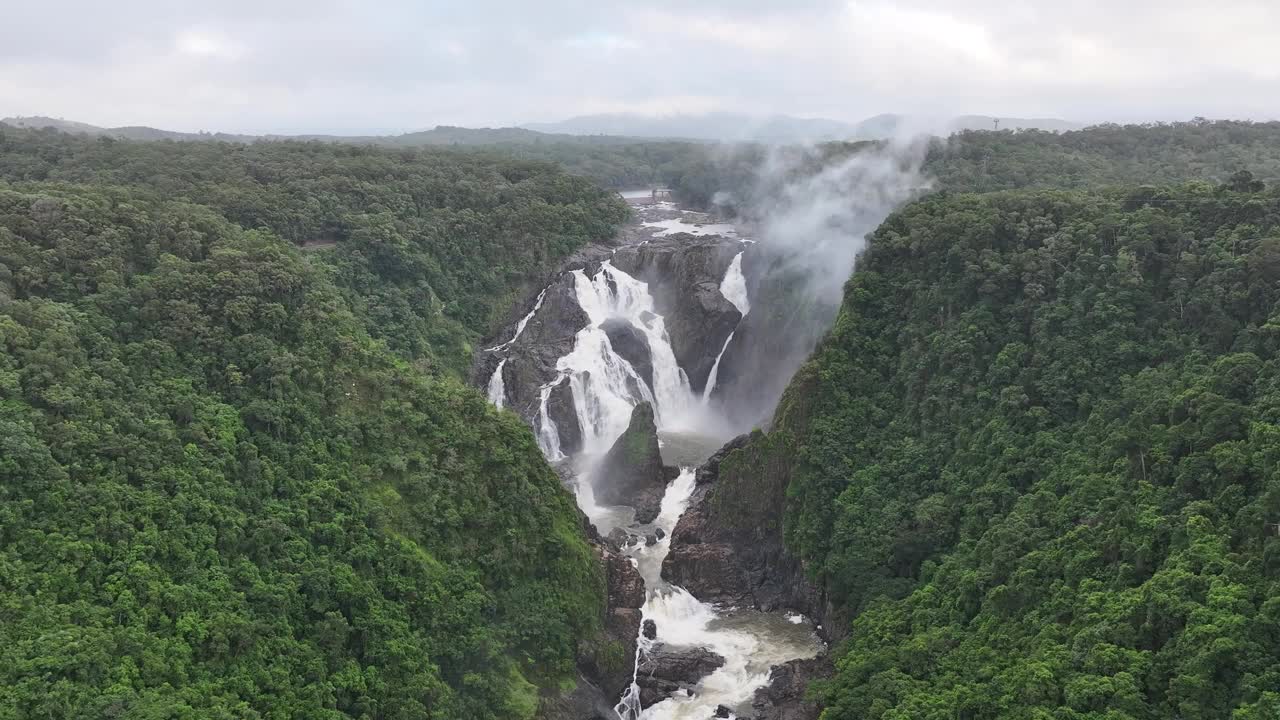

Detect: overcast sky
[2, 0, 1278, 134]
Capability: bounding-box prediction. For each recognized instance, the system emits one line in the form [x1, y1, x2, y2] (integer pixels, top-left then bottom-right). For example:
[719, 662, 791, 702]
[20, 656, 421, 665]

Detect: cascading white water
[536, 378, 565, 461]
[486, 286, 548, 351]
[720, 251, 750, 315]
[701, 332, 734, 403]
[485, 204, 822, 720]
[551, 263, 698, 454]
[486, 359, 507, 408]
[702, 250, 750, 402]
[614, 468, 820, 720]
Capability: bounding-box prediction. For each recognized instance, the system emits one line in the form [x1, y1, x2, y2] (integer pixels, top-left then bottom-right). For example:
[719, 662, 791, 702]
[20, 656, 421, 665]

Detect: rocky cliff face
[612, 234, 743, 393]
[709, 254, 839, 433]
[662, 363, 846, 643]
[541, 520, 645, 720]
[593, 402, 678, 524]
[747, 657, 833, 720]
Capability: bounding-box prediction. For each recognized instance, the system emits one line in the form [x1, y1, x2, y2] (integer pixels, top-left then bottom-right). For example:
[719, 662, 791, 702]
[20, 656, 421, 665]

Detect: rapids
[486, 200, 823, 719]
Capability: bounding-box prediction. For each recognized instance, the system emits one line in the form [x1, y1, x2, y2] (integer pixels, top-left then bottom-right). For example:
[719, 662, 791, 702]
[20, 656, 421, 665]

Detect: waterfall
[701, 332, 734, 403]
[702, 250, 749, 402]
[486, 286, 548, 351]
[536, 378, 565, 461]
[614, 469, 697, 720]
[486, 359, 507, 408]
[549, 263, 697, 454]
[485, 205, 821, 720]
[720, 251, 750, 315]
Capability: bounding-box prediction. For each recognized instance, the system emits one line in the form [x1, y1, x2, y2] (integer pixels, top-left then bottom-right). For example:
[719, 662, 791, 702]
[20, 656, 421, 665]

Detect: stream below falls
[485, 198, 824, 719]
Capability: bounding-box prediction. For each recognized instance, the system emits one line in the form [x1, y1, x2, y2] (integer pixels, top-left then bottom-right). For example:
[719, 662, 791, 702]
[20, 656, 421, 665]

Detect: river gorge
[474, 188, 888, 719]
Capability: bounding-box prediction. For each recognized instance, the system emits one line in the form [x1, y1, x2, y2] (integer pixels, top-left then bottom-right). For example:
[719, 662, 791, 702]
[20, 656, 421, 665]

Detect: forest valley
[2, 119, 1280, 719]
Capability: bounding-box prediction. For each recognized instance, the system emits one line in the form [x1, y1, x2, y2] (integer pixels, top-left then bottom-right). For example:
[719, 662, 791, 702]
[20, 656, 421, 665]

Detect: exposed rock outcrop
[592, 402, 678, 524]
[748, 657, 833, 720]
[602, 318, 654, 391]
[545, 375, 583, 456]
[663, 364, 846, 644]
[541, 515, 646, 720]
[612, 234, 743, 393]
[708, 254, 840, 433]
[476, 273, 588, 424]
[635, 644, 726, 707]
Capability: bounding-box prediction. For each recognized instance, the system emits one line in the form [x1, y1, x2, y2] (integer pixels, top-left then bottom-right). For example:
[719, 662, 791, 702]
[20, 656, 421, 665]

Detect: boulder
[592, 402, 678, 524]
[602, 318, 654, 392]
[642, 619, 658, 641]
[635, 644, 726, 707]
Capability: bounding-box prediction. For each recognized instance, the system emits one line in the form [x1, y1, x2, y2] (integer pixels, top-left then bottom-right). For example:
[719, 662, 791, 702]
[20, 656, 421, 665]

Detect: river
[486, 195, 824, 718]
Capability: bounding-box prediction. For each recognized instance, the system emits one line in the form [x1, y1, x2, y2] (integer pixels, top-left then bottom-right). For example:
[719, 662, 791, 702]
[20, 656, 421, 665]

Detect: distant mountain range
[0, 116, 650, 146]
[523, 112, 1084, 142]
[3, 112, 1084, 147]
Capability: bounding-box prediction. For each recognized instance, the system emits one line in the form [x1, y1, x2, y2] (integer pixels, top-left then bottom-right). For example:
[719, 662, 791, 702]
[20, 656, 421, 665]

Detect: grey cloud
[1, 0, 1277, 133]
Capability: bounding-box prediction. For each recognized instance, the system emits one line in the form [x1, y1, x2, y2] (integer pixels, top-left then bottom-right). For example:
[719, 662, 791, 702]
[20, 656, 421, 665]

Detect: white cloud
[0, 0, 1277, 132]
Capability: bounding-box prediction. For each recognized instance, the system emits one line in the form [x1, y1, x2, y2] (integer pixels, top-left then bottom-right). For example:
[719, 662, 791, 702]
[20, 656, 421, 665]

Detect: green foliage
[0, 159, 608, 714]
[927, 121, 1280, 192]
[0, 126, 629, 376]
[767, 181, 1280, 718]
[664, 121, 1280, 212]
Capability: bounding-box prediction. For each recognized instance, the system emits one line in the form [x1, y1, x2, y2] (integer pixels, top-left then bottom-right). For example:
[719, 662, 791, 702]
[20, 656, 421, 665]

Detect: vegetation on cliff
[0, 132, 625, 718]
[0, 126, 629, 377]
[769, 178, 1280, 718]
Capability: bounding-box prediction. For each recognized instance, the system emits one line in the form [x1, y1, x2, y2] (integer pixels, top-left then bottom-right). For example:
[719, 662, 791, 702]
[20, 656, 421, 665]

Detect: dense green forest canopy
[0, 126, 629, 377]
[0, 120, 707, 195]
[749, 180, 1280, 718]
[663, 120, 1280, 210]
[0, 133, 627, 718]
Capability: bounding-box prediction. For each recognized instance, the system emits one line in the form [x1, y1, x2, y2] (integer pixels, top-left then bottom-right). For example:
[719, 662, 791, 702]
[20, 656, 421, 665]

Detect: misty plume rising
[711, 138, 931, 431]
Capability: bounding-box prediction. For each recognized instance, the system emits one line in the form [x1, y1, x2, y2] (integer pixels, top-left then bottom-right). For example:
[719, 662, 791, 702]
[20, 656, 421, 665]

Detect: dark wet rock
[655, 527, 665, 540]
[748, 657, 833, 720]
[477, 273, 589, 431]
[575, 545, 646, 703]
[645, 534, 658, 547]
[696, 433, 752, 485]
[607, 527, 630, 548]
[663, 421, 845, 642]
[674, 281, 742, 393]
[642, 619, 658, 640]
[593, 402, 679, 524]
[612, 234, 743, 393]
[715, 705, 732, 718]
[602, 318, 654, 391]
[636, 644, 726, 707]
[607, 550, 645, 610]
[546, 375, 583, 456]
[708, 254, 840, 431]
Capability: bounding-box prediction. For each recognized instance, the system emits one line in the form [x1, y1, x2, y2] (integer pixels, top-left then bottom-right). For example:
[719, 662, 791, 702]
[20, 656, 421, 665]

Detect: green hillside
[0, 132, 625, 718]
